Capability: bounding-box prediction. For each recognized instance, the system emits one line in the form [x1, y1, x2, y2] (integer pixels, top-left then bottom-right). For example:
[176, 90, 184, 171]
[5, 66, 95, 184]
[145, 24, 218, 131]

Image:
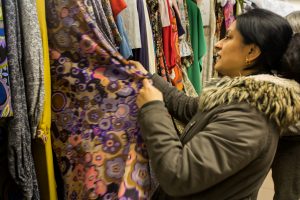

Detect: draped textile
[46, 0, 151, 198]
[3, 0, 40, 198]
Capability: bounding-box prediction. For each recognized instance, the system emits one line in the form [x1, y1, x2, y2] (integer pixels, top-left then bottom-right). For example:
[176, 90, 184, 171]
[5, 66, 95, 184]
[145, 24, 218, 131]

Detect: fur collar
[199, 75, 300, 130]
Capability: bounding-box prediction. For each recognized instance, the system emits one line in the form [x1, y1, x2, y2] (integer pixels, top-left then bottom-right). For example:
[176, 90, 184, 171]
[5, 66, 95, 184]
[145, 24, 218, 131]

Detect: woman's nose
[214, 39, 223, 49]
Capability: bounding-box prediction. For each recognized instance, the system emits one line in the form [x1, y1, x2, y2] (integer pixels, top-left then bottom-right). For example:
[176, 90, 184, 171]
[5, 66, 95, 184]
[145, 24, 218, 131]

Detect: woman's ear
[247, 44, 261, 62]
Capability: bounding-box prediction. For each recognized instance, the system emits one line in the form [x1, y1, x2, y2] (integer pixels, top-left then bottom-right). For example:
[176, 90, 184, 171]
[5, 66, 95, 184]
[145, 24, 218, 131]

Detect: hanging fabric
[110, 0, 133, 59]
[159, 0, 171, 27]
[3, 0, 40, 198]
[100, 0, 122, 45]
[46, 0, 152, 198]
[201, 0, 217, 86]
[0, 2, 12, 118]
[177, 0, 194, 69]
[120, 0, 142, 49]
[142, 0, 156, 74]
[116, 15, 133, 59]
[186, 0, 206, 94]
[85, 0, 117, 47]
[146, 0, 170, 81]
[223, 0, 236, 30]
[32, 0, 57, 199]
[197, 0, 211, 26]
[162, 0, 184, 90]
[132, 0, 150, 70]
[109, 0, 127, 18]
[19, 0, 45, 139]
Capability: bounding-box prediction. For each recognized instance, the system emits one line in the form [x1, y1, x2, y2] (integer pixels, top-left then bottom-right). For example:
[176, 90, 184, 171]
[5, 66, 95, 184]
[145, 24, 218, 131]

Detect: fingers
[128, 60, 139, 65]
[128, 60, 148, 74]
[142, 79, 152, 88]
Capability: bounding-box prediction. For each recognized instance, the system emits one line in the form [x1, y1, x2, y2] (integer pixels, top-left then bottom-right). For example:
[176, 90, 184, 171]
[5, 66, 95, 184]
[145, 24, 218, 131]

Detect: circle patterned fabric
[46, 0, 151, 199]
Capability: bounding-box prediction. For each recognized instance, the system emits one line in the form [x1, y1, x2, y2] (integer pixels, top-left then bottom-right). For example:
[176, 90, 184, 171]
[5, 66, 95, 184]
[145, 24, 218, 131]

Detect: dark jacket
[138, 74, 300, 200]
[272, 122, 300, 200]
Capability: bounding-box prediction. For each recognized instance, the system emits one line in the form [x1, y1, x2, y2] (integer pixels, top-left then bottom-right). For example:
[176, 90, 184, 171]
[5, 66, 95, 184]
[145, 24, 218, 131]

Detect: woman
[272, 10, 300, 200]
[133, 9, 300, 199]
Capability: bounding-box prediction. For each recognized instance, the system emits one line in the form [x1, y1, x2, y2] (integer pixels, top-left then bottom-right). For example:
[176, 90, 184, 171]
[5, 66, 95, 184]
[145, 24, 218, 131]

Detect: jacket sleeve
[138, 102, 269, 196]
[151, 73, 199, 123]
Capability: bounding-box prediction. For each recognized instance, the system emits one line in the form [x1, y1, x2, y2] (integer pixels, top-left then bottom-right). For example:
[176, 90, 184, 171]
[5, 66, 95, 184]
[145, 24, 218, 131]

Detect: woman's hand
[128, 60, 149, 74]
[137, 79, 163, 108]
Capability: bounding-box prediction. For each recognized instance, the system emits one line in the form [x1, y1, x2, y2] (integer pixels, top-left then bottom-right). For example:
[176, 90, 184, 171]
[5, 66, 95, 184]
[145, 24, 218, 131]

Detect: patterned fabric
[19, 0, 44, 138]
[182, 68, 198, 97]
[177, 0, 194, 69]
[3, 0, 40, 199]
[215, 2, 225, 42]
[223, 0, 235, 30]
[0, 2, 12, 118]
[146, 0, 169, 81]
[162, 1, 184, 90]
[46, 0, 152, 199]
[85, 0, 117, 47]
[142, 0, 156, 74]
[101, 0, 122, 45]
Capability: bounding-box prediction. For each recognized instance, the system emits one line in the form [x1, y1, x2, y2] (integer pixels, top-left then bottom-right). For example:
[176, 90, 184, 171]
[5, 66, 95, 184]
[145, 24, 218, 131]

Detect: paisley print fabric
[0, 2, 12, 118]
[46, 0, 151, 199]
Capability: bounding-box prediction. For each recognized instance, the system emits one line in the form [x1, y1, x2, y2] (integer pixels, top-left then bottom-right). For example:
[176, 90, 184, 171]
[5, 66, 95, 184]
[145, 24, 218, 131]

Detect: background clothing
[186, 0, 206, 94]
[272, 137, 300, 200]
[272, 121, 300, 200]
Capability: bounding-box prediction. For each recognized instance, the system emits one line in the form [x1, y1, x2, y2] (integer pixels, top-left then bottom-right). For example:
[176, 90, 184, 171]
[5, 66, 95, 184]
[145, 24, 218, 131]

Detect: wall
[287, 0, 300, 9]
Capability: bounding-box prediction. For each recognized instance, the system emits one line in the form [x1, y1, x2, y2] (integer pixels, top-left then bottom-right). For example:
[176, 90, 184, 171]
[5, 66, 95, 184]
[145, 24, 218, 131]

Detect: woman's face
[214, 21, 253, 77]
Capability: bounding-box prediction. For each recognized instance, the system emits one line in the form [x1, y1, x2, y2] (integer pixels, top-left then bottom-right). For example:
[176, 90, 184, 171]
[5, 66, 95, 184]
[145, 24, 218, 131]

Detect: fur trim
[199, 75, 300, 130]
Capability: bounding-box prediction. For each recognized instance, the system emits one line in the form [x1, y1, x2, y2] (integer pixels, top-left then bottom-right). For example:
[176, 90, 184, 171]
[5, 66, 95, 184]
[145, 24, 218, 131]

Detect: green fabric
[186, 0, 206, 94]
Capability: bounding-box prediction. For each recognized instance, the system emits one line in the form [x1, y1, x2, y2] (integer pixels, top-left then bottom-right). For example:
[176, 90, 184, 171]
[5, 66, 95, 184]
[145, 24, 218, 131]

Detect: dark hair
[281, 33, 300, 83]
[236, 9, 297, 81]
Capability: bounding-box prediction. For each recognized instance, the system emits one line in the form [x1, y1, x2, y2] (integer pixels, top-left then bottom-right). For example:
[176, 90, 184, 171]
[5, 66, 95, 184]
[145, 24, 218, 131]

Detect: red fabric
[161, 1, 184, 91]
[162, 0, 177, 69]
[110, 0, 127, 18]
[169, 16, 184, 91]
